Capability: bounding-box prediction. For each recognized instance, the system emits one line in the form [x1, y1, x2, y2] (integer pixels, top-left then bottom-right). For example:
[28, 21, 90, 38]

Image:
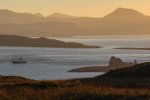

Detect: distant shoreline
[31, 35, 150, 39]
[0, 35, 100, 48]
[115, 48, 150, 50]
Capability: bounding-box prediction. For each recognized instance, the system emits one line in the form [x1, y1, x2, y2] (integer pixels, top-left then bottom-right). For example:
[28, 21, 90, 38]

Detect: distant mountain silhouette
[104, 8, 147, 20]
[47, 13, 75, 18]
[0, 22, 90, 37]
[0, 35, 99, 48]
[0, 8, 150, 36]
[93, 8, 150, 35]
[0, 9, 44, 24]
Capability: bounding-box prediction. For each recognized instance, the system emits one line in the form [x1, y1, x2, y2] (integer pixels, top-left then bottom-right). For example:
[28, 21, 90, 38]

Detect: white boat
[12, 57, 28, 64]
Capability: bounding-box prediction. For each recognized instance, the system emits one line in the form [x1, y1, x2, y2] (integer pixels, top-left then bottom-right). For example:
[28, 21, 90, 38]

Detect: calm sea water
[0, 36, 150, 80]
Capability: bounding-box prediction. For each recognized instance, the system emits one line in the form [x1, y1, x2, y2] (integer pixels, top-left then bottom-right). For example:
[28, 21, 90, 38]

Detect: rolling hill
[97, 62, 150, 78]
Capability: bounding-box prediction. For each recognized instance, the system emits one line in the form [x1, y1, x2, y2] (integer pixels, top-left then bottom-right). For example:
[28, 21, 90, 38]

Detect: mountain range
[0, 8, 150, 37]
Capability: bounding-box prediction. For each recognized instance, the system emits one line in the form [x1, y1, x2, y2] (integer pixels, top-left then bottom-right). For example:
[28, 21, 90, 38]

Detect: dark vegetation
[1, 63, 150, 100]
[0, 35, 99, 48]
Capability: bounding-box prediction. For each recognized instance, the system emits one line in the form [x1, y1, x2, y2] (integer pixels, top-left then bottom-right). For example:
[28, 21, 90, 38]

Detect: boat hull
[12, 60, 28, 64]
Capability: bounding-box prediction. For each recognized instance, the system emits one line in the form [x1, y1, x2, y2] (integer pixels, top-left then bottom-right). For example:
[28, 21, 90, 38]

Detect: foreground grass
[1, 63, 150, 100]
[0, 76, 150, 100]
[1, 86, 150, 100]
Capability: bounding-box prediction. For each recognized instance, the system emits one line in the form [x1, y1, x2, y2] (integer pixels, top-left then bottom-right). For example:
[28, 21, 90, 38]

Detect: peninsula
[0, 35, 99, 48]
[69, 56, 136, 72]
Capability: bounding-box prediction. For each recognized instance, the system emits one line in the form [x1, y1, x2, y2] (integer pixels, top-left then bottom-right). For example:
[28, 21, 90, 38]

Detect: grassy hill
[98, 62, 150, 78]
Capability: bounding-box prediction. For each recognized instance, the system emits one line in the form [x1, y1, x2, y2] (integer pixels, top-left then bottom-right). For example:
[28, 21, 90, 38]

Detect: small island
[0, 35, 100, 48]
[68, 56, 136, 72]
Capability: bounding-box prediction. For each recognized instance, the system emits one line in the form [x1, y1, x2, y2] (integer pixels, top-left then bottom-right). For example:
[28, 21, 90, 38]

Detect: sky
[0, 0, 150, 17]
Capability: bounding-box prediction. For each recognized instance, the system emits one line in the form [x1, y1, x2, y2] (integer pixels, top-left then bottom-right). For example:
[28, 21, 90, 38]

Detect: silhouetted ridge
[48, 13, 75, 18]
[104, 8, 146, 20]
[114, 8, 144, 15]
[0, 9, 16, 14]
[0, 8, 150, 36]
[35, 13, 43, 17]
[98, 62, 150, 78]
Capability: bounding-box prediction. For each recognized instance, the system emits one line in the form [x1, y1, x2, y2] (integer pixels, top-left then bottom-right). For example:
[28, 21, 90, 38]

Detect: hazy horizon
[0, 0, 150, 17]
[0, 7, 148, 18]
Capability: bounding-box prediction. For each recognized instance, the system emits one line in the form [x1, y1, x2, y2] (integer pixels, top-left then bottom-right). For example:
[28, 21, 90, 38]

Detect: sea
[0, 35, 149, 80]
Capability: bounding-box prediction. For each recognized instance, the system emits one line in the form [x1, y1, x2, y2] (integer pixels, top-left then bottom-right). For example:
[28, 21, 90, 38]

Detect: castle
[109, 56, 136, 68]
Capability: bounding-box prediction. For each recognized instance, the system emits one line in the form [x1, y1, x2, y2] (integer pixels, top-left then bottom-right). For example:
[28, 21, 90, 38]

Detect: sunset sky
[0, 0, 149, 17]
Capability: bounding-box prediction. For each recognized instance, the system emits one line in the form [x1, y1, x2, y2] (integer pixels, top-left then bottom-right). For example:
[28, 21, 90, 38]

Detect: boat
[12, 57, 28, 64]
